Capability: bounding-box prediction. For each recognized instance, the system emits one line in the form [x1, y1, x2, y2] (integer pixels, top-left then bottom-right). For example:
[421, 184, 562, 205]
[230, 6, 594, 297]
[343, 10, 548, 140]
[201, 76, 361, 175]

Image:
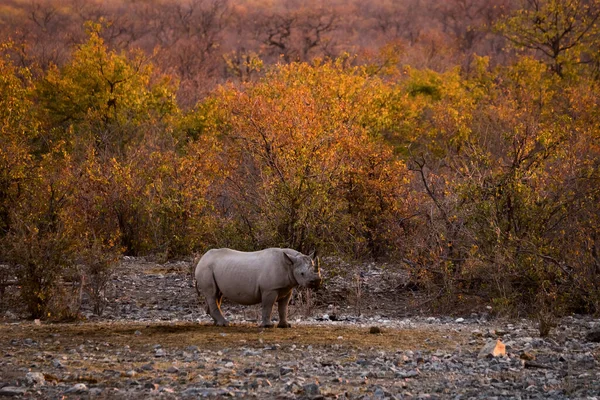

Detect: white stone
[25, 372, 45, 386]
[478, 339, 506, 358]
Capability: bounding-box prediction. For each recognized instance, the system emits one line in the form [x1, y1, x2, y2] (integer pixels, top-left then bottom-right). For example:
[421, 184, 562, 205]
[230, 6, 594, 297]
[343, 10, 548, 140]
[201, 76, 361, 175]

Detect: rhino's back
[200, 248, 284, 270]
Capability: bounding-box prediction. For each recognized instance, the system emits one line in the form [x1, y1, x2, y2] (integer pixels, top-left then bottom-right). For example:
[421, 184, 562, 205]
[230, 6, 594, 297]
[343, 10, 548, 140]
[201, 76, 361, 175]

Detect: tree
[251, 4, 338, 63]
[496, 0, 600, 77]
[0, 47, 39, 236]
[36, 21, 178, 156]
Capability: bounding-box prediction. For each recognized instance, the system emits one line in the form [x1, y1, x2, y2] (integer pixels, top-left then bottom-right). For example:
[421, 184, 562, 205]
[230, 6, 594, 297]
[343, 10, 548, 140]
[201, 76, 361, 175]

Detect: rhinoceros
[194, 248, 321, 328]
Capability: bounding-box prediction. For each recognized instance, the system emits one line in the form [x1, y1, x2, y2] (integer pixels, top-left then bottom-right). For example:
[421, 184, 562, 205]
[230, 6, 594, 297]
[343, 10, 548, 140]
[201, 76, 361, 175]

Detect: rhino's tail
[190, 253, 202, 283]
[190, 253, 206, 314]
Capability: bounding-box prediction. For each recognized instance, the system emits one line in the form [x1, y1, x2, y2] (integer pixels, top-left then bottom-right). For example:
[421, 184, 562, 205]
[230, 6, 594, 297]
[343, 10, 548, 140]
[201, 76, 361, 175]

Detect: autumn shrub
[0, 51, 64, 318]
[32, 22, 219, 260]
[0, 141, 78, 318]
[120, 134, 223, 258]
[190, 59, 415, 257]
[2, 140, 124, 319]
[1, 26, 181, 317]
[80, 244, 120, 316]
[0, 48, 38, 237]
[405, 56, 600, 315]
[5, 152, 123, 319]
[6, 226, 80, 319]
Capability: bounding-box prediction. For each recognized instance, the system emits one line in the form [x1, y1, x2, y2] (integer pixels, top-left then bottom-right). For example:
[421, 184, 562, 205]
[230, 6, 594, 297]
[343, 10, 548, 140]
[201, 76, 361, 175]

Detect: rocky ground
[1, 257, 599, 399]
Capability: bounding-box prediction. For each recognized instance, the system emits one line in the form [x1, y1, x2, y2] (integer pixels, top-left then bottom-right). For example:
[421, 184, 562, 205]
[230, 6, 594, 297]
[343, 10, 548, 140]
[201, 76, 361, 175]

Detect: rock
[455, 318, 465, 323]
[140, 363, 154, 371]
[395, 369, 420, 379]
[280, 366, 294, 376]
[478, 339, 506, 358]
[51, 359, 64, 368]
[369, 326, 382, 334]
[331, 377, 348, 384]
[25, 372, 45, 386]
[166, 366, 179, 374]
[181, 387, 203, 397]
[64, 383, 88, 394]
[520, 351, 536, 361]
[374, 386, 390, 399]
[586, 329, 600, 343]
[303, 383, 320, 397]
[0, 386, 27, 396]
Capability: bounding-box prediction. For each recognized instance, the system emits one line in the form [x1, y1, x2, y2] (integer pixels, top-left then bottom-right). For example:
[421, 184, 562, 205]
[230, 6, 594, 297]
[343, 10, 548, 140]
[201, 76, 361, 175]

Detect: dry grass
[0, 321, 478, 397]
[0, 321, 467, 353]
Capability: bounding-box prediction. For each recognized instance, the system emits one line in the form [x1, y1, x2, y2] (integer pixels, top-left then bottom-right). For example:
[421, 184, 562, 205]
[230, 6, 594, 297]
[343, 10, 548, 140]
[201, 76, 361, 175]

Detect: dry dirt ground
[1, 257, 599, 399]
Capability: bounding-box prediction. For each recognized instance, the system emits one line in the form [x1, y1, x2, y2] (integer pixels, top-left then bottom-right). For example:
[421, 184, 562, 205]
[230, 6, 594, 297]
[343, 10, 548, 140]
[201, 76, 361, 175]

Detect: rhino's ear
[309, 250, 318, 260]
[283, 252, 295, 265]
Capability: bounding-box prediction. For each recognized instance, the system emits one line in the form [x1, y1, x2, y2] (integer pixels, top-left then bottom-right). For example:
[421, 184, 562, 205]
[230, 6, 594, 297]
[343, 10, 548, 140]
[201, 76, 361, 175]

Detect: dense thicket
[1, 0, 599, 319]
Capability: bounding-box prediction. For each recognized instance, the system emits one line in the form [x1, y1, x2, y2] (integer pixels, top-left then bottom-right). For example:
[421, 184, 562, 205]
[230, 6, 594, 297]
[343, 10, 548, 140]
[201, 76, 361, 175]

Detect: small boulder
[144, 382, 159, 390]
[303, 383, 320, 397]
[0, 386, 27, 396]
[586, 328, 600, 343]
[395, 369, 420, 379]
[25, 372, 45, 387]
[478, 339, 506, 358]
[64, 383, 88, 395]
[140, 363, 154, 371]
[369, 326, 382, 334]
[520, 351, 536, 361]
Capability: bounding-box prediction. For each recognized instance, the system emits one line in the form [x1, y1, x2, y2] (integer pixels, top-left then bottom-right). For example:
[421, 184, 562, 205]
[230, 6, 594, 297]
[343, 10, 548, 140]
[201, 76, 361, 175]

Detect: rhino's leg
[207, 293, 229, 326]
[198, 272, 229, 326]
[277, 292, 292, 328]
[260, 291, 278, 328]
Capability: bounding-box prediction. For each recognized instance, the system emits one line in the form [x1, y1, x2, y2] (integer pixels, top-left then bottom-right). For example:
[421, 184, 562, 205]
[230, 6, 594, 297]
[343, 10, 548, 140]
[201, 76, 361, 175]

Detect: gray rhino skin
[195, 248, 321, 328]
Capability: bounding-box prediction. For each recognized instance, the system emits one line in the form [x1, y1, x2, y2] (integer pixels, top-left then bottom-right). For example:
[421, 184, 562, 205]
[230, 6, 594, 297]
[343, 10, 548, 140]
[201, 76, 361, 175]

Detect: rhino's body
[194, 248, 321, 328]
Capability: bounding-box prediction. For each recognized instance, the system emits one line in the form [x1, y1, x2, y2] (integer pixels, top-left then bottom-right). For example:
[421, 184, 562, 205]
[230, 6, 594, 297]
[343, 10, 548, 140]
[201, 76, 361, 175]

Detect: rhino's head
[285, 251, 322, 289]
